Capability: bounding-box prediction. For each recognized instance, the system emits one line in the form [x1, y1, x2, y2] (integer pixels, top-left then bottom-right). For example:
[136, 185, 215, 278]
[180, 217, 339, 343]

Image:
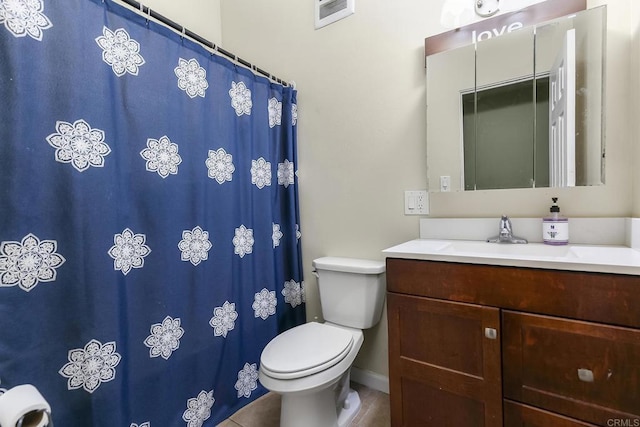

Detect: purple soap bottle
[543, 197, 569, 245]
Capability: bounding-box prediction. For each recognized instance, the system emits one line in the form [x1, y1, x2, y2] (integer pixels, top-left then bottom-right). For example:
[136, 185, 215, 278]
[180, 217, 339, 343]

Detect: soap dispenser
[543, 197, 569, 245]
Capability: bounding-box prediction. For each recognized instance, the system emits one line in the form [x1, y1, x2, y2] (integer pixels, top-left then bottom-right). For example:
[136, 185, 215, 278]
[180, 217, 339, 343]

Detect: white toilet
[259, 257, 386, 427]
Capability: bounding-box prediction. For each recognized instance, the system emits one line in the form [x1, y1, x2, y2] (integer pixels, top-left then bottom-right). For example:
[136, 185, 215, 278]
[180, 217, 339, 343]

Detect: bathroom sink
[405, 240, 453, 252]
[383, 239, 640, 275]
[444, 241, 574, 258]
[420, 240, 452, 252]
[566, 245, 637, 261]
[386, 239, 577, 259]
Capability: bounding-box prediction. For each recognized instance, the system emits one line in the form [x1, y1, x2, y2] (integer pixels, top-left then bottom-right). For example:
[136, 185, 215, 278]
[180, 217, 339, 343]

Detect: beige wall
[216, 0, 638, 378]
[633, 2, 640, 216]
[117, 0, 222, 45]
[219, 0, 441, 377]
[216, 0, 639, 379]
[109, 0, 636, 379]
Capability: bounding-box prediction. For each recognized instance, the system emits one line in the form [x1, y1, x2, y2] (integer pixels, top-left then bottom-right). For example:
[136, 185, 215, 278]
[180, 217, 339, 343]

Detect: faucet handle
[488, 215, 528, 243]
[499, 215, 512, 230]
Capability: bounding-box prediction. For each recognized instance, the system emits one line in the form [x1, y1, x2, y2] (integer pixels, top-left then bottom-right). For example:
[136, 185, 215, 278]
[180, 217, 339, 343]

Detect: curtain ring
[181, 26, 186, 41]
[146, 6, 151, 27]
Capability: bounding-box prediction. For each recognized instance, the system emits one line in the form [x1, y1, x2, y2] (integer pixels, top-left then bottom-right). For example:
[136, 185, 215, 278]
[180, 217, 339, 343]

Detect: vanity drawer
[385, 258, 640, 328]
[503, 400, 598, 427]
[503, 311, 640, 425]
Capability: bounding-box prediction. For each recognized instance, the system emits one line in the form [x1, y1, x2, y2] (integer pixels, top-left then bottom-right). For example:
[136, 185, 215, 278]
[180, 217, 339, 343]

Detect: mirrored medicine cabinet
[426, 0, 606, 192]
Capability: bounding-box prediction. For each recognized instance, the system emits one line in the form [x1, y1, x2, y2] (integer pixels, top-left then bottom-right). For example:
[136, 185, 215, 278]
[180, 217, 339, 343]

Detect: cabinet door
[388, 293, 502, 427]
[504, 400, 599, 427]
[503, 311, 640, 425]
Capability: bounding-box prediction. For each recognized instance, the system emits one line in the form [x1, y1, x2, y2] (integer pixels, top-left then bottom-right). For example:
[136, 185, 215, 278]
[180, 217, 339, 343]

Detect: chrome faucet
[487, 215, 528, 244]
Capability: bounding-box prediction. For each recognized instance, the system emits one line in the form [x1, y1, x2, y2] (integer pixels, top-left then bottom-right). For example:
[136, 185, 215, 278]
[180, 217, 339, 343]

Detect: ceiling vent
[315, 0, 355, 29]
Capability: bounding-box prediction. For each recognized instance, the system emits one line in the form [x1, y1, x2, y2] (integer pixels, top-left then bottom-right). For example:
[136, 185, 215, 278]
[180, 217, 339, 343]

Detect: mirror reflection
[426, 6, 605, 192]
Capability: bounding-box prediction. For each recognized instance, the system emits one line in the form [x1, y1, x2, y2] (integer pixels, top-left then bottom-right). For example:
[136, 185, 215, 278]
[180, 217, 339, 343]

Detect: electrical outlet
[404, 190, 429, 215]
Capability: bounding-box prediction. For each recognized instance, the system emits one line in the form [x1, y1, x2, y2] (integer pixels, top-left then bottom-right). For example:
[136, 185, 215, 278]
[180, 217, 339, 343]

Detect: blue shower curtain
[0, 0, 304, 425]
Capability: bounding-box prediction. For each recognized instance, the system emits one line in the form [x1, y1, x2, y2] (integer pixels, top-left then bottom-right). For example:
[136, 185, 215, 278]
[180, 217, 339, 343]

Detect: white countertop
[383, 239, 640, 275]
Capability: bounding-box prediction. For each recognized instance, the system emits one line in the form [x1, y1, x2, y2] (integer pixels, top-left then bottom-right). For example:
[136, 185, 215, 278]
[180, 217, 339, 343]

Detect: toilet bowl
[259, 322, 364, 427]
[259, 257, 386, 427]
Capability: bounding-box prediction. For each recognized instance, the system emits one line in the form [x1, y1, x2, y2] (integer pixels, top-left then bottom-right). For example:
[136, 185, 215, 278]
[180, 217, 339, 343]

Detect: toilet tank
[312, 257, 386, 329]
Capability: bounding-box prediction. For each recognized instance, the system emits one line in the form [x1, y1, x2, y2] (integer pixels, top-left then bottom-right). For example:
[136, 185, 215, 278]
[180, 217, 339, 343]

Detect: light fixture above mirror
[475, 0, 500, 17]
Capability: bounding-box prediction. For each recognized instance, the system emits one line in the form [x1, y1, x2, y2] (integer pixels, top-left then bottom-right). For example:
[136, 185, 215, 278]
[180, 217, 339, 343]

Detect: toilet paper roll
[0, 385, 51, 427]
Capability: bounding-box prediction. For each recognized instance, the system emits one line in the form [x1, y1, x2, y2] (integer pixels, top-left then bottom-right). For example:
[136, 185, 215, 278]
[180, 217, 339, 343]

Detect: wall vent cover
[315, 0, 355, 29]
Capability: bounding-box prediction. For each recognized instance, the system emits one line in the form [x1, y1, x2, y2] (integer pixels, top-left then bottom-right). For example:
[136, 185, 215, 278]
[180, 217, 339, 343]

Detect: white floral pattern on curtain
[0, 0, 304, 425]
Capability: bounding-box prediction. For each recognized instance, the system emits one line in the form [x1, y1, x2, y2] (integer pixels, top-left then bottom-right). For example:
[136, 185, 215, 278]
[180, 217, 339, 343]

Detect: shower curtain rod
[117, 0, 291, 87]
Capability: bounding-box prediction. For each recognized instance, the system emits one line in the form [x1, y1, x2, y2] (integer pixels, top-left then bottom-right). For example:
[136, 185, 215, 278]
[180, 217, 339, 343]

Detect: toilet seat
[260, 322, 354, 380]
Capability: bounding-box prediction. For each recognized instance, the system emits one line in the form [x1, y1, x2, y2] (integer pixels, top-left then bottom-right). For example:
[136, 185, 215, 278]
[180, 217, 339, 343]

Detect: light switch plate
[440, 176, 451, 192]
[404, 190, 429, 215]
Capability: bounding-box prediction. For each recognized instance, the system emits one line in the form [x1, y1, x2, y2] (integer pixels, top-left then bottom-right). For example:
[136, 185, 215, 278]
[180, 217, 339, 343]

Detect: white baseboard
[351, 367, 389, 394]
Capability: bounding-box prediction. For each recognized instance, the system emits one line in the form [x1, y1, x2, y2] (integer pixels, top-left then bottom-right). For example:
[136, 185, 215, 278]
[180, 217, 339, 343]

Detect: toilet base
[337, 389, 361, 426]
[279, 371, 361, 427]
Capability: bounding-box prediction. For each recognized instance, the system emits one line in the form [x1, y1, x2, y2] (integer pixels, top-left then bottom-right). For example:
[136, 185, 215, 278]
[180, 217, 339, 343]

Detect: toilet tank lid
[312, 257, 385, 274]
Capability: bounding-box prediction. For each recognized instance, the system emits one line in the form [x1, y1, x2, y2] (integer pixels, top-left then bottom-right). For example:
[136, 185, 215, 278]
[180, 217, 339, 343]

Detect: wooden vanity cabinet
[387, 293, 502, 426]
[386, 258, 640, 427]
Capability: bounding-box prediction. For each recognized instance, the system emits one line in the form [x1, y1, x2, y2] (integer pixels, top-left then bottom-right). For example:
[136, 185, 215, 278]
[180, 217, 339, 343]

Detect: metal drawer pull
[484, 327, 497, 339]
[577, 368, 594, 383]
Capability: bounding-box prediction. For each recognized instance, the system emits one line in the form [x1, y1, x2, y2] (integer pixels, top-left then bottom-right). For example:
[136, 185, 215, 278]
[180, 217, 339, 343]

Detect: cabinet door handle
[577, 368, 594, 382]
[484, 327, 497, 339]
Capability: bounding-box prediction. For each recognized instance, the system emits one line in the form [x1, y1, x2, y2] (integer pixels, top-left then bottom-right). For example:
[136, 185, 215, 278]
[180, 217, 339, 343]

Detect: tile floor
[217, 382, 390, 427]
